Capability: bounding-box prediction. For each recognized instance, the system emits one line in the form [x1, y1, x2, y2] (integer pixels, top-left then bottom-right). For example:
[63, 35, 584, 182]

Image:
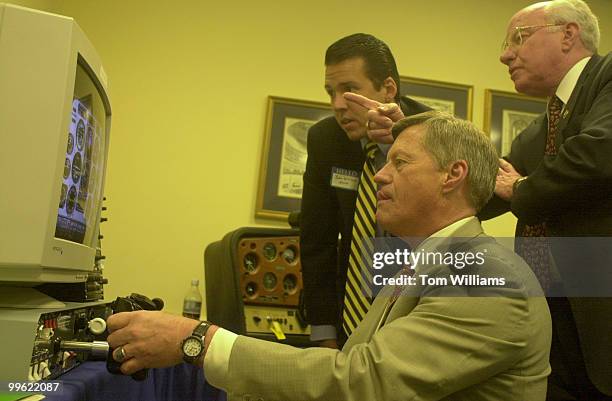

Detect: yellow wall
[8, 0, 612, 315]
[7, 0, 53, 11]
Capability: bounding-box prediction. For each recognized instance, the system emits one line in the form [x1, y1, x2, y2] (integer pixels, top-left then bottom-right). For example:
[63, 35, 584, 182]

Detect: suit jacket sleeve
[478, 120, 541, 221]
[300, 121, 341, 325]
[512, 56, 612, 224]
[477, 194, 511, 221]
[214, 285, 533, 400]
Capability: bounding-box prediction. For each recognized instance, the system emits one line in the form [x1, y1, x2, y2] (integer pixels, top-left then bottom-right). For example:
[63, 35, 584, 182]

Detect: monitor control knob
[31, 364, 41, 381]
[38, 362, 51, 379]
[88, 318, 107, 335]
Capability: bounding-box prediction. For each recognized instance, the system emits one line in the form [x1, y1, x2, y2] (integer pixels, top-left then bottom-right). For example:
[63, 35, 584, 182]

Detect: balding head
[500, 0, 598, 97]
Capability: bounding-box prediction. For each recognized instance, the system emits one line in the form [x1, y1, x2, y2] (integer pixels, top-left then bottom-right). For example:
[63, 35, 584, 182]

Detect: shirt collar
[416, 216, 478, 253]
[428, 216, 476, 239]
[555, 56, 591, 105]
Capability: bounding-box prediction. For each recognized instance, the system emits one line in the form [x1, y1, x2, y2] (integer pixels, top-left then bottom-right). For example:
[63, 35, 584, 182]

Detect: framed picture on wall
[256, 96, 333, 220]
[399, 76, 473, 120]
[484, 89, 547, 155]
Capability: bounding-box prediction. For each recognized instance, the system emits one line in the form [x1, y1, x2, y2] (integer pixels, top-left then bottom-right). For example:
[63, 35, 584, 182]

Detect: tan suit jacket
[209, 219, 552, 401]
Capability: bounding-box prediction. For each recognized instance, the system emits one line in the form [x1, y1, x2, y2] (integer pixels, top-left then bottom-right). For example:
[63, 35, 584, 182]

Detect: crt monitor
[0, 4, 112, 307]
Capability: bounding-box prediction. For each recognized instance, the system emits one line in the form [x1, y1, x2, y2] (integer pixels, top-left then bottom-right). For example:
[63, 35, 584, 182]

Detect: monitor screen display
[55, 60, 107, 248]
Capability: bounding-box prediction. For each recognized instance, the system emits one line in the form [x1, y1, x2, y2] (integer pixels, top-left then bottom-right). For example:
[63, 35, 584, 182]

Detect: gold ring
[115, 346, 127, 362]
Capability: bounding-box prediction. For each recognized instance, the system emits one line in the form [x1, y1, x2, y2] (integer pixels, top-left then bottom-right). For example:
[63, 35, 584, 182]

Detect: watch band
[513, 176, 527, 194]
[193, 320, 211, 339]
[182, 321, 211, 364]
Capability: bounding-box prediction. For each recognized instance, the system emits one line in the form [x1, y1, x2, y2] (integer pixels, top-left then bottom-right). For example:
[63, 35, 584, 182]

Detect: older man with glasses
[479, 0, 612, 400]
[346, 1, 611, 400]
[501, 23, 565, 52]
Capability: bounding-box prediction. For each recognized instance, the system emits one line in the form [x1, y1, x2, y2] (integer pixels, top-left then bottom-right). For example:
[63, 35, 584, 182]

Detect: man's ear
[442, 160, 468, 194]
[382, 77, 398, 103]
[561, 22, 581, 52]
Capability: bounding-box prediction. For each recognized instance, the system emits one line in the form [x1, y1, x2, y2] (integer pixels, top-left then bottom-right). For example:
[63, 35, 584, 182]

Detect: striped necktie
[516, 95, 563, 291]
[342, 141, 378, 337]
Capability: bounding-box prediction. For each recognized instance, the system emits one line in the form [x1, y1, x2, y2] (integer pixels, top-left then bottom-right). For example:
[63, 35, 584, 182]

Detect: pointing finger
[368, 129, 394, 144]
[343, 92, 382, 110]
[377, 103, 404, 122]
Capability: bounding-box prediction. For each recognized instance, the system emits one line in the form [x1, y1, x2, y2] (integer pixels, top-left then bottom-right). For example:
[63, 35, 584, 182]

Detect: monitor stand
[0, 286, 65, 309]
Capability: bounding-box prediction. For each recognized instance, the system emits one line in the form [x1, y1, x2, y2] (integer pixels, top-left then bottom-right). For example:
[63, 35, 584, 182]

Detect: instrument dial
[282, 246, 298, 264]
[263, 272, 277, 291]
[263, 242, 277, 261]
[283, 274, 298, 294]
[243, 253, 259, 273]
[245, 282, 258, 298]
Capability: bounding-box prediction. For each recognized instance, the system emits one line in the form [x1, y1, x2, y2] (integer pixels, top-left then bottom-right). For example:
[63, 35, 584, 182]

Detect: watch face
[182, 337, 202, 357]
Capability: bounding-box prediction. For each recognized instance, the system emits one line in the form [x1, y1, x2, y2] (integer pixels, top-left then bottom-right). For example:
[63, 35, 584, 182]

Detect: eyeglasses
[501, 23, 564, 52]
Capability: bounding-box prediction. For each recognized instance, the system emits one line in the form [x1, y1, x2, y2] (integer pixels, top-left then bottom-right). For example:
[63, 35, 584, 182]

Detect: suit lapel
[378, 218, 485, 327]
[343, 218, 487, 352]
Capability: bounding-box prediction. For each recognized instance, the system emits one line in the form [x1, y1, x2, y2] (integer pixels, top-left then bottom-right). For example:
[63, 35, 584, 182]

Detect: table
[44, 361, 226, 401]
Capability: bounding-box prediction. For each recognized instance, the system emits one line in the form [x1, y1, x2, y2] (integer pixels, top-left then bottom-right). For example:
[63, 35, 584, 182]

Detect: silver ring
[115, 346, 127, 362]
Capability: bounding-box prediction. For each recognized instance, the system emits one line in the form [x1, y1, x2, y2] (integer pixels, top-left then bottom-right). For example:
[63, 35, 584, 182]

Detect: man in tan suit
[108, 111, 551, 401]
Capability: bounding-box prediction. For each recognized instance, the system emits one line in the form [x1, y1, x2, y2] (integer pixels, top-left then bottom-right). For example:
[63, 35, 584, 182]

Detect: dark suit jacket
[479, 52, 612, 396]
[300, 97, 430, 334]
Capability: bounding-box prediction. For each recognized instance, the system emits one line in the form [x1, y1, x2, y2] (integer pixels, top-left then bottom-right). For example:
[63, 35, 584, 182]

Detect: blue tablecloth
[44, 361, 226, 401]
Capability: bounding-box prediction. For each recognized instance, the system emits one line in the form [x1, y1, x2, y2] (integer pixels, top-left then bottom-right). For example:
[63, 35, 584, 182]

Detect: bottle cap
[191, 279, 199, 286]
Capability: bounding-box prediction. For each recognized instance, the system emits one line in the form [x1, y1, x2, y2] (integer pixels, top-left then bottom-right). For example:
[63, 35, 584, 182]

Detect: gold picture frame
[484, 89, 547, 155]
[400, 76, 473, 120]
[256, 96, 333, 220]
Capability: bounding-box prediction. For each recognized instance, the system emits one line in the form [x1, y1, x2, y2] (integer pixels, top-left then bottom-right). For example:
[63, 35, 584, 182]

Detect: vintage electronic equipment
[0, 293, 164, 381]
[0, 302, 112, 381]
[204, 227, 312, 346]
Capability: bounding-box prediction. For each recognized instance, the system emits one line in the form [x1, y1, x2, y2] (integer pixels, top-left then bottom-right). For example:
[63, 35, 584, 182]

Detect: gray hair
[544, 0, 600, 53]
[391, 111, 499, 212]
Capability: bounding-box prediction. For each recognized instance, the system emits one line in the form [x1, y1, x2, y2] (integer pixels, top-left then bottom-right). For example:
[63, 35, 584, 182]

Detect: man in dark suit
[478, 0, 612, 399]
[300, 33, 429, 349]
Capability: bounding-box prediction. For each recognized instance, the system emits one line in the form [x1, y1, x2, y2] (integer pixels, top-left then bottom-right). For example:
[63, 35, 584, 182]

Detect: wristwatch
[513, 176, 528, 194]
[181, 321, 211, 364]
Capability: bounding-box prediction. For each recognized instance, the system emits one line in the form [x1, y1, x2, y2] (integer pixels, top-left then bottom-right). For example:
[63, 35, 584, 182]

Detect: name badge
[330, 167, 359, 191]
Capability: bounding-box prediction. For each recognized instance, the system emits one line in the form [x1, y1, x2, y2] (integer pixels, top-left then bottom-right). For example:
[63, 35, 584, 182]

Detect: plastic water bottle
[182, 279, 202, 319]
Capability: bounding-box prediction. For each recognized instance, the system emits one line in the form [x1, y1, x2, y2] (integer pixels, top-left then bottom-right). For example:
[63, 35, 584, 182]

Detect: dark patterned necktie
[544, 96, 563, 154]
[377, 265, 414, 327]
[517, 95, 563, 291]
[342, 141, 378, 337]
